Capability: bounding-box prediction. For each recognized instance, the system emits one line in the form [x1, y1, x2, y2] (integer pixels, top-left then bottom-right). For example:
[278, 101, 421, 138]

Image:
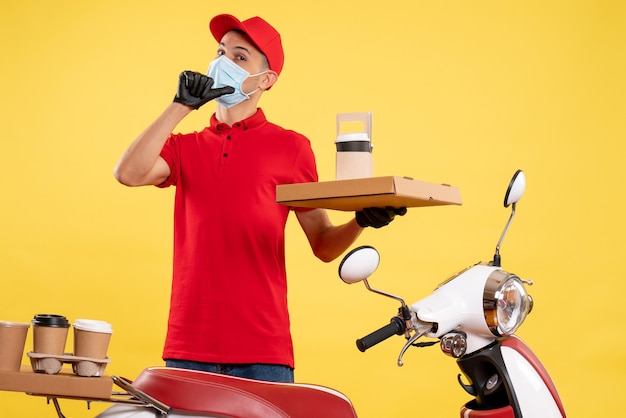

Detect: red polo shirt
[158, 108, 317, 368]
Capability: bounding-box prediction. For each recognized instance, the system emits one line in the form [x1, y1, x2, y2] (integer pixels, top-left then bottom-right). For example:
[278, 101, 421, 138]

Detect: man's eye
[236, 55, 246, 61]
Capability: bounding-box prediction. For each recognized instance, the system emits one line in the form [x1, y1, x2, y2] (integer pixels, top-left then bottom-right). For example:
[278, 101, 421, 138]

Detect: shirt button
[223, 153, 228, 157]
[226, 135, 231, 140]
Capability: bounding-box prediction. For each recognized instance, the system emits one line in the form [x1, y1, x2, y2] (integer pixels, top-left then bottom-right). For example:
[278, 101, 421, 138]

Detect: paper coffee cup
[73, 319, 113, 359]
[32, 314, 70, 356]
[0, 321, 30, 372]
[335, 132, 373, 180]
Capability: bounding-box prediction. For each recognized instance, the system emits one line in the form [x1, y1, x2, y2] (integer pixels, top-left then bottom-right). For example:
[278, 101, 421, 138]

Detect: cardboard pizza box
[276, 176, 462, 211]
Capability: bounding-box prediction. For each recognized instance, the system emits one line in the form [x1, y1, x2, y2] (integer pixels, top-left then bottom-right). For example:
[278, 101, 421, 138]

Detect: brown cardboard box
[276, 176, 462, 211]
[0, 365, 112, 399]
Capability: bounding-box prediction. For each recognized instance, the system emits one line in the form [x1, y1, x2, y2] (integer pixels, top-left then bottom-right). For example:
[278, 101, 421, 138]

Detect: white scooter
[336, 169, 566, 417]
[42, 170, 565, 417]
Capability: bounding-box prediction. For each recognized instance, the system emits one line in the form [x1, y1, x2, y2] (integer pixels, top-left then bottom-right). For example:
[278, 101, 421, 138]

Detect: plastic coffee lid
[73, 319, 113, 334]
[0, 321, 30, 328]
[335, 132, 370, 143]
[32, 314, 70, 328]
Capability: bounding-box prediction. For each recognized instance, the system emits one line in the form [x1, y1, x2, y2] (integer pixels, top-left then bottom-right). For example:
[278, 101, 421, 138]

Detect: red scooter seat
[131, 367, 358, 418]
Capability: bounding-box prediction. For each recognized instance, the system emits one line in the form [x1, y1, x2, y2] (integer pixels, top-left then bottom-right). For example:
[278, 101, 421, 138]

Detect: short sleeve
[289, 136, 318, 212]
[156, 133, 180, 188]
[291, 136, 318, 184]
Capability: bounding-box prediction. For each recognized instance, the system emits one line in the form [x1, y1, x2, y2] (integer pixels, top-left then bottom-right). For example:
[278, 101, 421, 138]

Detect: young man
[114, 14, 404, 383]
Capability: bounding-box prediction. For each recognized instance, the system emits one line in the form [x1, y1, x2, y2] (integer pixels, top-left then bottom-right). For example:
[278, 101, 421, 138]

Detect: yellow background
[1, 1, 624, 417]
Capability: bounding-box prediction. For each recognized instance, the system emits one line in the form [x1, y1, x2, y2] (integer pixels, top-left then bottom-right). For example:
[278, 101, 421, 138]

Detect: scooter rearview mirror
[338, 245, 380, 284]
[494, 169, 525, 267]
[504, 169, 526, 208]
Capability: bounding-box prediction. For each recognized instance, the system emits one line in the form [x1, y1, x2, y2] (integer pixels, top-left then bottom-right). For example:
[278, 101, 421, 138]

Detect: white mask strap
[241, 70, 270, 96]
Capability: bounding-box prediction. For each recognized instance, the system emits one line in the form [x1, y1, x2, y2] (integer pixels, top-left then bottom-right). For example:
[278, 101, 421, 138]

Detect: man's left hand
[355, 207, 407, 229]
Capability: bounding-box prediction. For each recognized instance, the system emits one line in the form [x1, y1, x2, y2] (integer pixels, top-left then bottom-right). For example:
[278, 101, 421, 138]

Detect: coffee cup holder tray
[27, 352, 110, 377]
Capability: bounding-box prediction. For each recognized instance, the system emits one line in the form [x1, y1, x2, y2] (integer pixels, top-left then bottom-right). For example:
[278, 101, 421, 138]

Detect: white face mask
[206, 56, 268, 108]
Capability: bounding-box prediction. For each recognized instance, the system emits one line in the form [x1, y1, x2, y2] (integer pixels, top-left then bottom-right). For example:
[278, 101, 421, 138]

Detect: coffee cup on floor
[32, 314, 70, 356]
[0, 321, 30, 372]
[73, 319, 113, 359]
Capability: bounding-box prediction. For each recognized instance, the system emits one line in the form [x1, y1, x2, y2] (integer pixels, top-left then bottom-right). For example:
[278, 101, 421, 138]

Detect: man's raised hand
[173, 71, 234, 109]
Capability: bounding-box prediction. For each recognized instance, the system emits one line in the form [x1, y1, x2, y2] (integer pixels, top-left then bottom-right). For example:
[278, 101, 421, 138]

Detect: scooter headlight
[483, 271, 532, 336]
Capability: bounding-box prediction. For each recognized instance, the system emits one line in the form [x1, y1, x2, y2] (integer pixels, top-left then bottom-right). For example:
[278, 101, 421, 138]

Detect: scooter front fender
[458, 336, 566, 418]
[500, 336, 566, 418]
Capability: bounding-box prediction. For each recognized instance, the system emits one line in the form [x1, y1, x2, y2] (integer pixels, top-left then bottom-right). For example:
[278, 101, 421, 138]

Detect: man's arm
[296, 208, 363, 263]
[114, 102, 190, 186]
[296, 206, 407, 262]
[114, 71, 234, 187]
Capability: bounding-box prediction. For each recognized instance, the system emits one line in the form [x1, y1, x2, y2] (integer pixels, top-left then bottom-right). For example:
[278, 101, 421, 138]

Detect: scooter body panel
[412, 264, 499, 353]
[97, 404, 210, 417]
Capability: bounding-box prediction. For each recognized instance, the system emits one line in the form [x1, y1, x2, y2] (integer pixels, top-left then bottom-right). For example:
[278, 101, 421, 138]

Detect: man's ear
[260, 70, 278, 90]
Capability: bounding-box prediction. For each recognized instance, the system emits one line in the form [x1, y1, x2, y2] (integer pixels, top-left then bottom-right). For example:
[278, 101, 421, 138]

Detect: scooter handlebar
[356, 316, 406, 352]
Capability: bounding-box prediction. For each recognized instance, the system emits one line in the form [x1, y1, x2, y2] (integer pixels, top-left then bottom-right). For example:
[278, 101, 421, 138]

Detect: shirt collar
[210, 108, 267, 134]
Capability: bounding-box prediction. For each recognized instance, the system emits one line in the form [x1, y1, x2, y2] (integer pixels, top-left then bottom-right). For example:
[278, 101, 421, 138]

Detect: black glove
[173, 71, 235, 109]
[355, 206, 407, 229]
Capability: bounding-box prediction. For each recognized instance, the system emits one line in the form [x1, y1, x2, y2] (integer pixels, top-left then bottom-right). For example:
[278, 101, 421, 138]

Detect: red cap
[210, 14, 284, 75]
